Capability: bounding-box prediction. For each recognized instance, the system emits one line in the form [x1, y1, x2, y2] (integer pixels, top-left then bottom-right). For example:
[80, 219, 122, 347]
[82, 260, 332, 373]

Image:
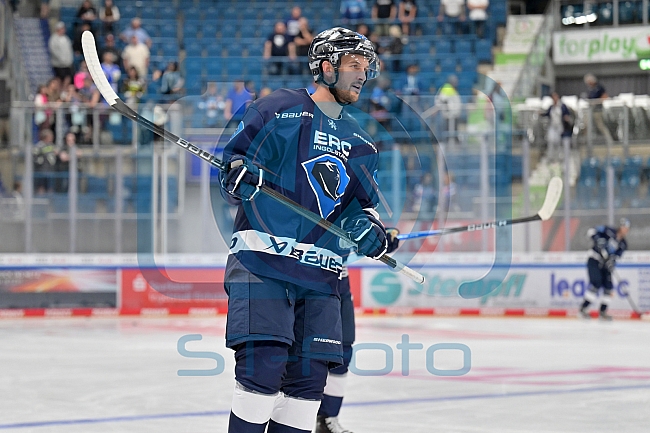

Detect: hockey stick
[614, 270, 645, 318]
[81, 31, 424, 285]
[396, 177, 563, 240]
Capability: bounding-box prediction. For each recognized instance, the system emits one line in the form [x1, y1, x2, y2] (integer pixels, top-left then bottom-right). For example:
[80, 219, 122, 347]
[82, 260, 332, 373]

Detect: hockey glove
[345, 214, 388, 259]
[222, 155, 264, 201]
[604, 257, 616, 273]
[386, 227, 400, 254]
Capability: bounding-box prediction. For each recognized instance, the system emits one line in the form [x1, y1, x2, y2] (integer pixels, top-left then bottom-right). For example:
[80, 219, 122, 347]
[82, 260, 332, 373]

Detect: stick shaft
[397, 215, 539, 240]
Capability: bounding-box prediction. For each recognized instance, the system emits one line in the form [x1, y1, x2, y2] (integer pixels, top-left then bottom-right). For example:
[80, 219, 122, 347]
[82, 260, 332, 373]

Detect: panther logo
[312, 160, 342, 201]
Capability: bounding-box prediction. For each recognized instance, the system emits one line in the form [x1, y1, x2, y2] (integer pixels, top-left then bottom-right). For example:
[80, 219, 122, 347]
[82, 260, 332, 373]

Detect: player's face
[335, 54, 371, 103]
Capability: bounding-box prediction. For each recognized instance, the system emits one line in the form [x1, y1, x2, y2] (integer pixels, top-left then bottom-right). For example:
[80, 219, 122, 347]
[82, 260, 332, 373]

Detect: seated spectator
[356, 23, 371, 39]
[49, 22, 74, 87]
[99, 33, 121, 68]
[371, 0, 397, 36]
[54, 132, 83, 193]
[120, 18, 152, 48]
[33, 129, 58, 194]
[293, 18, 314, 75]
[378, 25, 404, 72]
[258, 87, 273, 98]
[285, 6, 302, 42]
[264, 22, 297, 76]
[101, 52, 121, 92]
[340, 0, 368, 22]
[438, 0, 466, 35]
[370, 76, 393, 131]
[156, 61, 184, 96]
[412, 172, 436, 214]
[99, 0, 120, 35]
[74, 61, 90, 89]
[467, 0, 488, 38]
[196, 82, 225, 127]
[73, 21, 93, 54]
[398, 0, 417, 36]
[440, 171, 458, 213]
[76, 0, 98, 25]
[122, 67, 145, 105]
[224, 80, 253, 122]
[34, 85, 53, 132]
[121, 35, 150, 79]
[47, 77, 63, 103]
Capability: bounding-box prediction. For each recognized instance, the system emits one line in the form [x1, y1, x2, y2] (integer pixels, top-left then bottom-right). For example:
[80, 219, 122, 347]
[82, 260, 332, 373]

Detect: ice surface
[1, 316, 649, 432]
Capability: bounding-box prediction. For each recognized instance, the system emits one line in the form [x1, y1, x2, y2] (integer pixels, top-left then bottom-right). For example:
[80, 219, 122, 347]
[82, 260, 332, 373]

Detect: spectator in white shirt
[467, 0, 489, 38]
[438, 0, 466, 35]
[49, 22, 74, 87]
[121, 35, 150, 78]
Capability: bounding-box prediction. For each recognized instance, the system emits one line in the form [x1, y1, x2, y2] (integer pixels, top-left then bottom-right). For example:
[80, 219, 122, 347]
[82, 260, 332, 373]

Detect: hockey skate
[316, 416, 354, 433]
[578, 308, 591, 319]
[599, 311, 613, 321]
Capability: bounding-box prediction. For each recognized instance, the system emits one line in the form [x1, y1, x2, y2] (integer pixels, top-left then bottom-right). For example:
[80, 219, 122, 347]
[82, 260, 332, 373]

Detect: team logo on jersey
[328, 119, 337, 130]
[302, 154, 349, 219]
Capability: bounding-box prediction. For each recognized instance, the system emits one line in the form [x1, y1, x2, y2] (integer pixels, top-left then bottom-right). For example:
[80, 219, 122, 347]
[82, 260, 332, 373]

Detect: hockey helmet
[619, 217, 631, 228]
[308, 27, 379, 83]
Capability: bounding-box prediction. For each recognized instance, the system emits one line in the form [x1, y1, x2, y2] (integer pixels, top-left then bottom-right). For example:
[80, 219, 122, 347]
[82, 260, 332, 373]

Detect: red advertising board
[121, 268, 228, 313]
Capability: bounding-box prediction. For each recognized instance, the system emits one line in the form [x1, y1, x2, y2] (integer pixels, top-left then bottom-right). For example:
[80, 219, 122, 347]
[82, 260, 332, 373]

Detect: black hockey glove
[345, 214, 388, 259]
[386, 227, 400, 254]
[222, 155, 264, 201]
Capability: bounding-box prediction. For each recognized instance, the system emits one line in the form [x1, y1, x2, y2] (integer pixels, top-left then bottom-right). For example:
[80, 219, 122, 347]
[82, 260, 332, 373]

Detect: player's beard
[332, 83, 362, 104]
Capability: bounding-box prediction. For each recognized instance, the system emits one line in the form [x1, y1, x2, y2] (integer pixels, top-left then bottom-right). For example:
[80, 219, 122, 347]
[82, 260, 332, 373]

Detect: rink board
[0, 253, 648, 319]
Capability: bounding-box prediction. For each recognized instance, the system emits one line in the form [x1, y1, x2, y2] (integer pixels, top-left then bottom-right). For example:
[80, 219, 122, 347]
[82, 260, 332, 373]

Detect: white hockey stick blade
[537, 176, 563, 221]
[81, 31, 119, 106]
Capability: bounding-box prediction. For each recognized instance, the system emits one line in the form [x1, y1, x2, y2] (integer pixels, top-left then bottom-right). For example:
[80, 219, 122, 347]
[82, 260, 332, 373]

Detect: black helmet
[308, 27, 380, 84]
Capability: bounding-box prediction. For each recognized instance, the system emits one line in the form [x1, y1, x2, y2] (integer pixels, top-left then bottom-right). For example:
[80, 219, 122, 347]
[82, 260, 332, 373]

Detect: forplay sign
[553, 27, 650, 64]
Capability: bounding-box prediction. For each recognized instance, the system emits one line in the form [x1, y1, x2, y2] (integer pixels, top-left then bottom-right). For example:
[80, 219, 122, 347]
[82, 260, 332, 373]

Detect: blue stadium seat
[438, 57, 457, 73]
[435, 40, 451, 54]
[459, 56, 478, 73]
[184, 41, 204, 57]
[140, 6, 157, 20]
[454, 40, 473, 54]
[580, 157, 600, 187]
[184, 7, 202, 21]
[184, 57, 204, 77]
[202, 22, 218, 38]
[475, 39, 492, 62]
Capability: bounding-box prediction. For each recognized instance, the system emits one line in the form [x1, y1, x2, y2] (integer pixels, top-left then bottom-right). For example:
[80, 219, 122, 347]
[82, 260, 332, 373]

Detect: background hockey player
[579, 218, 630, 320]
[219, 27, 389, 433]
[316, 230, 399, 433]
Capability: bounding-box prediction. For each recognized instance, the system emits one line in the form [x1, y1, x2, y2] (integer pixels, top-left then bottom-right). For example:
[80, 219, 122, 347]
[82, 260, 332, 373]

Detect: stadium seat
[184, 7, 202, 21]
[438, 57, 457, 73]
[184, 41, 204, 57]
[618, 1, 638, 24]
[475, 40, 492, 62]
[454, 40, 473, 54]
[580, 157, 599, 187]
[435, 40, 451, 54]
[184, 57, 204, 77]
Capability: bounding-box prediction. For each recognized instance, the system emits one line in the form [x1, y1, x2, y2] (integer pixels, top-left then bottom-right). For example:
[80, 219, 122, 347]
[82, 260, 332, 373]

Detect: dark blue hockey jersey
[588, 225, 628, 264]
[221, 88, 382, 294]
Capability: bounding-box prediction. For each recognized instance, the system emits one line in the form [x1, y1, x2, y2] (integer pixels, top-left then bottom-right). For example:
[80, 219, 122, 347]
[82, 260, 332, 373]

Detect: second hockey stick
[397, 177, 563, 240]
[614, 270, 646, 318]
[81, 31, 424, 284]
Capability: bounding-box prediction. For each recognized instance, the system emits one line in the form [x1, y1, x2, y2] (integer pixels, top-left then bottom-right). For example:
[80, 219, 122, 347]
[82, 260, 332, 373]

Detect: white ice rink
[1, 315, 649, 433]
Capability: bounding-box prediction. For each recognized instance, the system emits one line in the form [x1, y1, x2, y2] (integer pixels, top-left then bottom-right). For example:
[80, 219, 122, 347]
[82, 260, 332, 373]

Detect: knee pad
[281, 357, 329, 400]
[234, 341, 290, 395]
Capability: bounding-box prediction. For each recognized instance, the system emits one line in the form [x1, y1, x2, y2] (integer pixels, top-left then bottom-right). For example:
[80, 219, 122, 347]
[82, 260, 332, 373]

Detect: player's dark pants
[582, 258, 614, 313]
[318, 276, 355, 418]
[224, 259, 343, 432]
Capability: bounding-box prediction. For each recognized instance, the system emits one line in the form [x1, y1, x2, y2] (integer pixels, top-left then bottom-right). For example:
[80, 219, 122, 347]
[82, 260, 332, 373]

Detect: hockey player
[579, 218, 630, 321]
[316, 231, 399, 433]
[219, 28, 388, 433]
